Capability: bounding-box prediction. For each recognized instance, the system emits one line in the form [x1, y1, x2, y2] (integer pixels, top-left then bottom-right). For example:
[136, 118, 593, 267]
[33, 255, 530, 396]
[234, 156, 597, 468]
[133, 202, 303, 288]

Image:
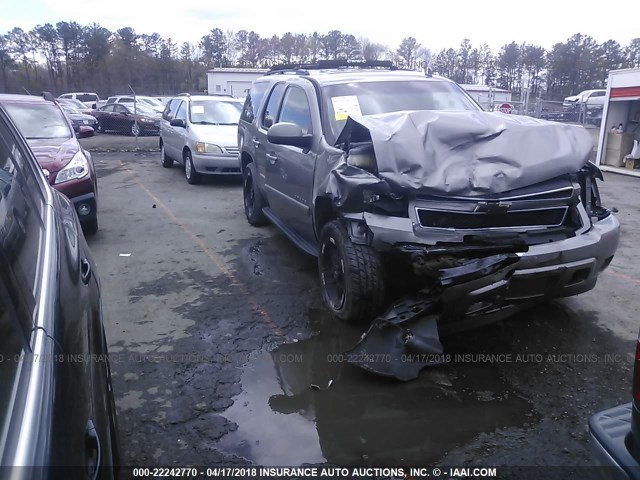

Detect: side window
[175, 101, 187, 122]
[163, 99, 181, 121]
[240, 82, 268, 124]
[278, 86, 313, 135]
[101, 105, 115, 113]
[60, 94, 71, 99]
[261, 83, 286, 130]
[106, 98, 115, 104]
[0, 275, 31, 448]
[114, 105, 128, 114]
[0, 114, 45, 322]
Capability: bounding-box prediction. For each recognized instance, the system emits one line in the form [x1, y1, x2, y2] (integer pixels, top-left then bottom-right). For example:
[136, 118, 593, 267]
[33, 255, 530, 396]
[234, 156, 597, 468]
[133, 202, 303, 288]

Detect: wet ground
[84, 146, 640, 472]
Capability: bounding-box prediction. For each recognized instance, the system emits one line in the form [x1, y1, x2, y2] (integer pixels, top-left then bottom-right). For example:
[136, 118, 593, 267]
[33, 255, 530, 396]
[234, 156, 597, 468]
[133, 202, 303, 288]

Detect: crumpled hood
[27, 137, 79, 174]
[334, 110, 592, 197]
[188, 124, 238, 148]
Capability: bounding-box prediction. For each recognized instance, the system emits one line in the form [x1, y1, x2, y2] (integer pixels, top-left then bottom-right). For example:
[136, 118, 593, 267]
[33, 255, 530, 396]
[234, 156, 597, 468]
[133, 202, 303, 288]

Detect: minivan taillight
[633, 338, 640, 402]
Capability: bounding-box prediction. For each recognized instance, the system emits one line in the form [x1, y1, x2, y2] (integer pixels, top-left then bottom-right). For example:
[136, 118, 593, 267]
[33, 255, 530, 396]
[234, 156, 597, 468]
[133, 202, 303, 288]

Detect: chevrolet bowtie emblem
[474, 201, 512, 214]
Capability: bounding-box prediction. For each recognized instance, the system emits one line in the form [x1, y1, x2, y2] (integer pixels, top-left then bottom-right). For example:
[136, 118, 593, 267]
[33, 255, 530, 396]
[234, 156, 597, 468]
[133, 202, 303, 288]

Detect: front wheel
[96, 120, 104, 133]
[243, 163, 268, 226]
[130, 122, 140, 136]
[184, 150, 201, 185]
[318, 220, 386, 323]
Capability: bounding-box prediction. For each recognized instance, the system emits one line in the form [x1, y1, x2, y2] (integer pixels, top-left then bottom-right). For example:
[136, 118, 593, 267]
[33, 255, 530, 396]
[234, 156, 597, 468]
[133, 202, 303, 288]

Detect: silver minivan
[159, 94, 243, 184]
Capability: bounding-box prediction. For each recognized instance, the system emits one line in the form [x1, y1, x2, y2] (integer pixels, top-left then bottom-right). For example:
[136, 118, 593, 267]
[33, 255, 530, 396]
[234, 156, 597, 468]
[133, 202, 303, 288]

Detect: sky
[1, 0, 638, 53]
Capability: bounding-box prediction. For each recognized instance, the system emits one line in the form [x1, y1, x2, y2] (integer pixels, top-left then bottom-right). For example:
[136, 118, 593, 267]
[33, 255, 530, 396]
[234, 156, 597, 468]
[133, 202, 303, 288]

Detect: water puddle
[217, 309, 535, 466]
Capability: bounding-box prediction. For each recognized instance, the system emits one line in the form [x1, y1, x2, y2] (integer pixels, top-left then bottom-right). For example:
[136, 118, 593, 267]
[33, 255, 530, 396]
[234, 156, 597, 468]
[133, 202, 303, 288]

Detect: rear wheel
[184, 150, 201, 185]
[243, 162, 268, 226]
[318, 220, 385, 323]
[160, 143, 173, 168]
[130, 122, 140, 136]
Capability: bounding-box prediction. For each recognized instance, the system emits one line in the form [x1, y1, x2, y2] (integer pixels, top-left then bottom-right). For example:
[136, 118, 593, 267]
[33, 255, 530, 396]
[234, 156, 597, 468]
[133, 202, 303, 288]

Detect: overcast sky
[2, 0, 638, 53]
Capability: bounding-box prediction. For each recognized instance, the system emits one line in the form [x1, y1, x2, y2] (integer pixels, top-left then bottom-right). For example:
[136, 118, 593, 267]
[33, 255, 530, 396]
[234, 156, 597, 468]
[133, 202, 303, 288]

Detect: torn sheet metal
[316, 111, 593, 209]
[346, 253, 521, 381]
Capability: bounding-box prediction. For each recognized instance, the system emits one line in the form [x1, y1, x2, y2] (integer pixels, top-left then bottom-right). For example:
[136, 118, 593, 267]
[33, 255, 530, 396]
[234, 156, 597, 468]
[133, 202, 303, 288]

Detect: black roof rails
[267, 60, 397, 75]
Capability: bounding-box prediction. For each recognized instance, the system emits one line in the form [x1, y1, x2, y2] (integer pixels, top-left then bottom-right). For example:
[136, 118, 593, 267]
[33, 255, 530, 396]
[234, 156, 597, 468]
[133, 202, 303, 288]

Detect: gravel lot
[82, 135, 640, 475]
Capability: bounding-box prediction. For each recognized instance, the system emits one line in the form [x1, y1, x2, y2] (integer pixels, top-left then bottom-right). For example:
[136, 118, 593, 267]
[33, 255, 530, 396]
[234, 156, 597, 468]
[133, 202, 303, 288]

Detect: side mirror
[77, 126, 95, 139]
[267, 122, 312, 149]
[170, 118, 186, 128]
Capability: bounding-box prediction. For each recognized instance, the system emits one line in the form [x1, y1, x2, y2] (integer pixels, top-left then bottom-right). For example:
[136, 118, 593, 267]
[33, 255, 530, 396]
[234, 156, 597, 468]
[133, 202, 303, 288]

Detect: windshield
[5, 102, 72, 139]
[189, 101, 242, 125]
[59, 104, 80, 115]
[140, 97, 162, 107]
[322, 80, 480, 144]
[134, 104, 160, 116]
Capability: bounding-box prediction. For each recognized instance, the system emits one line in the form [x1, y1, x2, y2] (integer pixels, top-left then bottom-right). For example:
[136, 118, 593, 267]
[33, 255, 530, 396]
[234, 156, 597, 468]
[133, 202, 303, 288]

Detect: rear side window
[163, 99, 181, 121]
[261, 83, 286, 130]
[240, 82, 269, 124]
[114, 105, 129, 114]
[278, 87, 313, 135]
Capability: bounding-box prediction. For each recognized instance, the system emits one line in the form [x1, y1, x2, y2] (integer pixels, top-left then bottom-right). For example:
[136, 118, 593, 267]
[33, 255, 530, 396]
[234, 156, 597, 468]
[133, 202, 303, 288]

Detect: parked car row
[0, 95, 118, 477]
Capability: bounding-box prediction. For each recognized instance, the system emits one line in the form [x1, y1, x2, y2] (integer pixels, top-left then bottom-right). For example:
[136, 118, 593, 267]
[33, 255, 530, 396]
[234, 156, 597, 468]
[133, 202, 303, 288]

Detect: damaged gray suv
[238, 60, 620, 329]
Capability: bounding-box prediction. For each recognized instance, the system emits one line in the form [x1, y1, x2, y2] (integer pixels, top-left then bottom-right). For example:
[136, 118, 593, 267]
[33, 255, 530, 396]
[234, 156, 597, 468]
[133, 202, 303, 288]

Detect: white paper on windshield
[331, 96, 362, 121]
[191, 105, 205, 114]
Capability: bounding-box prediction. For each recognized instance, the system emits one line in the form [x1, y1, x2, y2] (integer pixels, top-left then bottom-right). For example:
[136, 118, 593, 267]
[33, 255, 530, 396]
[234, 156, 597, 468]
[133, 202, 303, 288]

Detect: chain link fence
[477, 99, 603, 129]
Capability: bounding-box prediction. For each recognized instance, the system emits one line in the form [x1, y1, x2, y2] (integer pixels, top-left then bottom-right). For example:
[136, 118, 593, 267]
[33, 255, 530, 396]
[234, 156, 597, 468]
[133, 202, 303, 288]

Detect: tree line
[0, 22, 639, 100]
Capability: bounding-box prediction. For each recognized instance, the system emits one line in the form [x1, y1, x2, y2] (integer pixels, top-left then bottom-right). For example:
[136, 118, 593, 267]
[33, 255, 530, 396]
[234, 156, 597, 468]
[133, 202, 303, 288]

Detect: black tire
[96, 120, 103, 133]
[130, 121, 140, 137]
[318, 220, 385, 323]
[184, 150, 201, 185]
[243, 163, 268, 226]
[82, 218, 99, 235]
[160, 142, 173, 168]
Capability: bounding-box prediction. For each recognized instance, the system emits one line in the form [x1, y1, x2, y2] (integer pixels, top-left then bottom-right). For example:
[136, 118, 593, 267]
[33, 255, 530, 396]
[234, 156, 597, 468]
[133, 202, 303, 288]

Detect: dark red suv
[0, 94, 99, 234]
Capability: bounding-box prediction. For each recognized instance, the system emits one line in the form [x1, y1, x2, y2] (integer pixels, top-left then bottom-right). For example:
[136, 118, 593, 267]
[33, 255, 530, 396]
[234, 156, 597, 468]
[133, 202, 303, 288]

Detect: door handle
[85, 420, 102, 480]
[80, 258, 92, 285]
[252, 139, 260, 147]
[266, 153, 278, 164]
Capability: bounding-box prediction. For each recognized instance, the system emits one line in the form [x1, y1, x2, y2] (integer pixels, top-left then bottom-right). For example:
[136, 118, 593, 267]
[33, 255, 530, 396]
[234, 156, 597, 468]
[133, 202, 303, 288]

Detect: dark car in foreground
[91, 103, 160, 136]
[238, 61, 620, 327]
[589, 333, 640, 479]
[0, 94, 100, 234]
[0, 103, 119, 478]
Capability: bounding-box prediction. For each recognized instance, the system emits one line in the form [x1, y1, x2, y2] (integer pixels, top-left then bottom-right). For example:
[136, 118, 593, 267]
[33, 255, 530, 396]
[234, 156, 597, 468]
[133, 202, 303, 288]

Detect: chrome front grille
[224, 146, 239, 156]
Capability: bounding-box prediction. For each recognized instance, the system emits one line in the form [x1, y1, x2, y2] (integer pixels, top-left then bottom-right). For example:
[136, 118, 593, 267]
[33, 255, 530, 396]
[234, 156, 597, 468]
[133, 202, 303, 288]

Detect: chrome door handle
[252, 139, 260, 147]
[266, 153, 278, 164]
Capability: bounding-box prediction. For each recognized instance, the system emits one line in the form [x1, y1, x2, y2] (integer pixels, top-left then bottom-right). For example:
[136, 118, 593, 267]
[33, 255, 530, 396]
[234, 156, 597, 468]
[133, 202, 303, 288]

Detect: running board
[262, 207, 318, 257]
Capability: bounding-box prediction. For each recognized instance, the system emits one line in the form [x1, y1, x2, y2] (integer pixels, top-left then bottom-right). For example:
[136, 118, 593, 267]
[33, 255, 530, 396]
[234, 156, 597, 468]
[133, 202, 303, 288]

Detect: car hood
[188, 124, 238, 147]
[317, 110, 593, 209]
[26, 137, 79, 174]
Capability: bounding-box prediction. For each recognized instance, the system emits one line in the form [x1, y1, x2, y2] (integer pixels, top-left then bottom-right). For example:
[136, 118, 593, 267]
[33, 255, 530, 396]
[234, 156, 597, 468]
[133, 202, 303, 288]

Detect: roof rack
[267, 59, 397, 76]
[177, 92, 231, 97]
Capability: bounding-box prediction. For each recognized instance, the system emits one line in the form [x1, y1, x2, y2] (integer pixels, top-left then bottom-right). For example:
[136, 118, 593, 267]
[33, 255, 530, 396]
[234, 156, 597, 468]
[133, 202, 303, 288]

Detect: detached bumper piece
[346, 254, 520, 381]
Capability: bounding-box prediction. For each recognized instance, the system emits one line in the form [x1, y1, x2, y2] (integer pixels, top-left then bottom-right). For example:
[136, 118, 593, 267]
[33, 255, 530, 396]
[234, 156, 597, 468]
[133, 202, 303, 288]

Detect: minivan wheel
[184, 150, 201, 185]
[130, 122, 140, 136]
[318, 220, 386, 323]
[160, 143, 173, 168]
[243, 163, 268, 226]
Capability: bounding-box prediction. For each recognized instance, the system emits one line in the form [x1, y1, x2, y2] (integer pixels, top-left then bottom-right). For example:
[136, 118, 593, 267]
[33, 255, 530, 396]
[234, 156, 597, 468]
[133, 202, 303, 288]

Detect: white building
[206, 68, 268, 98]
[595, 67, 640, 178]
[459, 84, 512, 104]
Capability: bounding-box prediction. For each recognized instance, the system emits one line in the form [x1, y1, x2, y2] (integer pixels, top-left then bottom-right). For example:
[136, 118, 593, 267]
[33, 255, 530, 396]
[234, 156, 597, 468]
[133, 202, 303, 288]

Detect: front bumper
[589, 403, 640, 480]
[347, 212, 620, 330]
[191, 153, 241, 175]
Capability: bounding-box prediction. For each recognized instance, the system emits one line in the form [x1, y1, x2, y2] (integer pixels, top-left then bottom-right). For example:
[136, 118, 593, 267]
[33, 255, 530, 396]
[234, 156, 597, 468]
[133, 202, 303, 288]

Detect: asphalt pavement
[84, 143, 640, 473]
